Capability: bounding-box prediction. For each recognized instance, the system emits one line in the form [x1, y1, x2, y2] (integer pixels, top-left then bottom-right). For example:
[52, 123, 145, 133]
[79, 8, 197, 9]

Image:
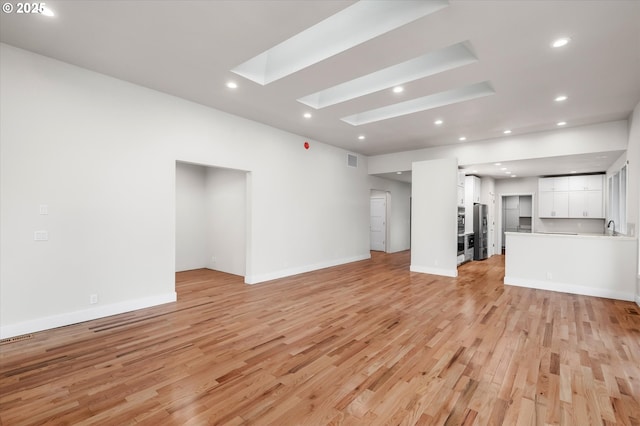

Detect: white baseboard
[244, 254, 371, 285]
[504, 276, 634, 302]
[410, 264, 458, 278]
[636, 294, 640, 307]
[0, 292, 177, 339]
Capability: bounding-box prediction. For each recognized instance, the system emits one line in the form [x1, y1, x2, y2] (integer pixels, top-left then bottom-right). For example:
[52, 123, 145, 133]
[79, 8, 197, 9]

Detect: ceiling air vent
[347, 154, 358, 168]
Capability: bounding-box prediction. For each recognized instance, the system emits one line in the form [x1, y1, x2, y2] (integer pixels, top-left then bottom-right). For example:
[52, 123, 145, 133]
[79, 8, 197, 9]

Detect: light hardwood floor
[1, 252, 639, 425]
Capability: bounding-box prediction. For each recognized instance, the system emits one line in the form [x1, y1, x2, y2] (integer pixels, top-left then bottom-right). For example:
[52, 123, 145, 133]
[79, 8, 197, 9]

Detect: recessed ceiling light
[557, 121, 567, 126]
[472, 170, 478, 173]
[505, 171, 511, 174]
[503, 129, 512, 134]
[226, 81, 238, 89]
[40, 6, 55, 17]
[358, 135, 365, 140]
[459, 136, 466, 141]
[555, 95, 568, 102]
[396, 171, 402, 175]
[434, 119, 443, 125]
[552, 37, 571, 48]
[494, 163, 501, 166]
[303, 112, 312, 119]
[500, 167, 507, 171]
[392, 86, 404, 93]
[570, 170, 577, 174]
[511, 175, 517, 178]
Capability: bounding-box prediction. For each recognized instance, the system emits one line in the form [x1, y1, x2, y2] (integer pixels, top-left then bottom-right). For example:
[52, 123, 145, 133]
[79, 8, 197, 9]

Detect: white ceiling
[1, 0, 639, 179]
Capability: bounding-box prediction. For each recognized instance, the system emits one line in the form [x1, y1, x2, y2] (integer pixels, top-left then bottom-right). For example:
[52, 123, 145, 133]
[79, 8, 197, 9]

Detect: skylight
[341, 81, 495, 126]
[297, 42, 477, 109]
[231, 0, 449, 85]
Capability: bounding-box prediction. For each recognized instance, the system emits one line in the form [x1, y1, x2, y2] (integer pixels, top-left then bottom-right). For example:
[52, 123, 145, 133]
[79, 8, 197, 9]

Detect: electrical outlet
[89, 294, 98, 304]
[546, 272, 552, 281]
[211, 256, 216, 263]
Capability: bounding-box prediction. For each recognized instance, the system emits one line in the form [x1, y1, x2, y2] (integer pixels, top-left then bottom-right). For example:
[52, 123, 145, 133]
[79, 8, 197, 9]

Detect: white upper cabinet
[538, 176, 569, 192]
[457, 172, 465, 207]
[568, 175, 604, 191]
[538, 175, 604, 219]
[469, 176, 481, 203]
[568, 191, 604, 218]
[457, 172, 466, 188]
[539, 191, 569, 218]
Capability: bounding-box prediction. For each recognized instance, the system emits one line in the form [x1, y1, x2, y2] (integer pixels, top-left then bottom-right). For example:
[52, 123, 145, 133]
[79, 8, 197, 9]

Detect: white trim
[0, 292, 177, 339]
[244, 254, 371, 285]
[410, 264, 458, 278]
[635, 294, 640, 307]
[504, 276, 634, 302]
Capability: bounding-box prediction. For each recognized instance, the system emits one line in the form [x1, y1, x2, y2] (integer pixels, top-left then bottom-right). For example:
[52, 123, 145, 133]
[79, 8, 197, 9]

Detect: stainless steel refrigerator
[473, 204, 488, 260]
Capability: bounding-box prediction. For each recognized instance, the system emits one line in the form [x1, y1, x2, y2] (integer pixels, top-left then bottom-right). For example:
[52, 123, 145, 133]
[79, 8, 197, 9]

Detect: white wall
[369, 120, 628, 175]
[175, 162, 209, 271]
[410, 158, 457, 277]
[0, 44, 371, 338]
[205, 167, 246, 276]
[368, 176, 411, 253]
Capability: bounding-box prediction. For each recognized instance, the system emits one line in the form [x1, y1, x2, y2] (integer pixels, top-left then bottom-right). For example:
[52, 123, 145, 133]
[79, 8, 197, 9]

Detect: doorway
[500, 194, 533, 253]
[175, 161, 248, 277]
[370, 191, 390, 252]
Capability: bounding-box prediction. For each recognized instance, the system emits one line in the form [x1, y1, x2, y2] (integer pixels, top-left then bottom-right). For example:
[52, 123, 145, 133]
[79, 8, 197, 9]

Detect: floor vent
[0, 334, 34, 345]
[347, 154, 358, 168]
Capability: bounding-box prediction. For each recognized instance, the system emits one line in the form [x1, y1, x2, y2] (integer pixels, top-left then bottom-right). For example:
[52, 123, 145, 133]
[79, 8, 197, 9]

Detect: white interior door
[370, 197, 386, 251]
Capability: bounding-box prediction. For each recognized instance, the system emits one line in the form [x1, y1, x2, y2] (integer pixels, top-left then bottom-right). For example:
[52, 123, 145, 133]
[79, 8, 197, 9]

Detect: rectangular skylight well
[298, 42, 477, 109]
[231, 0, 450, 85]
[341, 81, 495, 126]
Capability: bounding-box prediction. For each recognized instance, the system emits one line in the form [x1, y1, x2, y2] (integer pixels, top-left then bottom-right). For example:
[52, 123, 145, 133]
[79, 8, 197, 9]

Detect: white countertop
[505, 231, 636, 241]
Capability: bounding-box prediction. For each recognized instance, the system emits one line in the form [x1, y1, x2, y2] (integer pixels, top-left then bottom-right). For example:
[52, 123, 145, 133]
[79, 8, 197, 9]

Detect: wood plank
[1, 252, 639, 424]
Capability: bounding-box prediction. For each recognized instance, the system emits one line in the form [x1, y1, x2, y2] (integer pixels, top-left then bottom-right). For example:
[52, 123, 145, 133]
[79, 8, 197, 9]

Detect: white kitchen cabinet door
[568, 175, 587, 191]
[539, 177, 569, 192]
[569, 191, 586, 218]
[569, 191, 604, 218]
[553, 192, 569, 217]
[585, 190, 604, 218]
[457, 172, 466, 187]
[569, 175, 604, 191]
[505, 195, 519, 209]
[472, 176, 481, 203]
[505, 209, 519, 229]
[519, 196, 532, 217]
[539, 192, 554, 217]
[539, 191, 568, 218]
[457, 185, 465, 207]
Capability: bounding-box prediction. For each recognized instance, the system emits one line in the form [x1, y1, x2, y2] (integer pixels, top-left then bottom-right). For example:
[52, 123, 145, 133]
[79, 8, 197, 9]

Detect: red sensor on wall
[304, 141, 310, 150]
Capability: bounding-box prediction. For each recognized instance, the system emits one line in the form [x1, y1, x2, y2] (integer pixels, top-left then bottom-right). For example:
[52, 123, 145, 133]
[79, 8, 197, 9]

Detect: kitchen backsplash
[535, 218, 606, 235]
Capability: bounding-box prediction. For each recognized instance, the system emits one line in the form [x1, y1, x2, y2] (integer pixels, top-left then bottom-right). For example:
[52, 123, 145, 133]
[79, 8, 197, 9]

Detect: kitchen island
[504, 232, 637, 301]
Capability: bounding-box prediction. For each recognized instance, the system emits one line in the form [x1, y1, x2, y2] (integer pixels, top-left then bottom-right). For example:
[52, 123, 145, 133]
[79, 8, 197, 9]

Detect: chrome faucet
[607, 220, 616, 235]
